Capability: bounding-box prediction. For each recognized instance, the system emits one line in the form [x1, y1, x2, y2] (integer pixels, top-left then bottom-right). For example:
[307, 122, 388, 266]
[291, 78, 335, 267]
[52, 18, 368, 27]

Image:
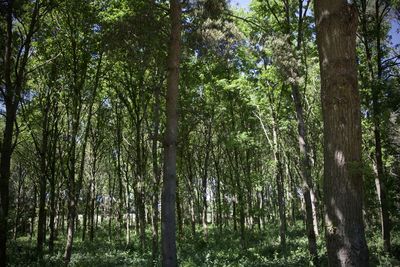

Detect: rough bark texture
[161, 0, 181, 266]
[315, 1, 369, 266]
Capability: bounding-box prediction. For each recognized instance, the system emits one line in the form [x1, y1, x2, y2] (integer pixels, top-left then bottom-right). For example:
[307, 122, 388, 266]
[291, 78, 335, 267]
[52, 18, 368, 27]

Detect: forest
[0, 0, 400, 266]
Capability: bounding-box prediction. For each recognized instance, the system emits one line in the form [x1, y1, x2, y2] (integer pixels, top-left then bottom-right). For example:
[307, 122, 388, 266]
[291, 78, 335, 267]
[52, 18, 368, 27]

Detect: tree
[161, 0, 181, 266]
[314, 1, 369, 265]
[357, 0, 391, 253]
[0, 1, 42, 264]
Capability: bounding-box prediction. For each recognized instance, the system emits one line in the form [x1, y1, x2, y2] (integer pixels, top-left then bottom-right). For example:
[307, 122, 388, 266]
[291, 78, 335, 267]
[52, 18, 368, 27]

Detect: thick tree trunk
[0, 4, 14, 260]
[315, 1, 369, 265]
[0, 105, 16, 265]
[161, 0, 181, 265]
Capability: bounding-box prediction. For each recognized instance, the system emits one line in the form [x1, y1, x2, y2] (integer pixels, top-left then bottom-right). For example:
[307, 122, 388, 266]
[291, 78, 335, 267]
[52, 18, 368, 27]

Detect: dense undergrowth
[8, 221, 400, 266]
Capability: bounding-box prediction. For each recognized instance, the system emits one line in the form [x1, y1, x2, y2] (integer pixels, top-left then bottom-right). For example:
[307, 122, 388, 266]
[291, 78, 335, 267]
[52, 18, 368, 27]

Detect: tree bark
[151, 85, 161, 263]
[49, 107, 60, 253]
[161, 0, 181, 265]
[37, 90, 52, 259]
[314, 1, 369, 265]
[202, 122, 212, 238]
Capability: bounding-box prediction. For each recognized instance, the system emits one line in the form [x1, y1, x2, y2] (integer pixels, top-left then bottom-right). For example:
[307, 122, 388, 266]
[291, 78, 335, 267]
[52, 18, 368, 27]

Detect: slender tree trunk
[64, 82, 83, 265]
[202, 122, 212, 238]
[31, 186, 38, 240]
[291, 84, 318, 262]
[135, 125, 146, 251]
[64, 180, 77, 264]
[358, 0, 391, 252]
[49, 113, 59, 253]
[37, 95, 51, 259]
[280, 0, 319, 261]
[161, 0, 181, 265]
[82, 189, 89, 241]
[315, 1, 369, 265]
[89, 170, 96, 242]
[14, 165, 25, 240]
[151, 85, 161, 262]
[213, 148, 222, 234]
[125, 168, 131, 246]
[372, 0, 391, 252]
[115, 103, 124, 237]
[271, 117, 286, 251]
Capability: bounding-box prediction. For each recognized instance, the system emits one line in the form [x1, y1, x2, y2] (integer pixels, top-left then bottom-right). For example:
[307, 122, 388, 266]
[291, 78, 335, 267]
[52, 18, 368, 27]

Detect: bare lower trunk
[315, 1, 369, 265]
[64, 198, 76, 264]
[359, 0, 391, 252]
[151, 85, 161, 262]
[373, 0, 391, 252]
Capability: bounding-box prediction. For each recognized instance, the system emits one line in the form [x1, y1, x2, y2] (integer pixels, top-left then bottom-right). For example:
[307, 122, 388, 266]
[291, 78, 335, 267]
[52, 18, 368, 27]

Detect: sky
[231, 0, 251, 11]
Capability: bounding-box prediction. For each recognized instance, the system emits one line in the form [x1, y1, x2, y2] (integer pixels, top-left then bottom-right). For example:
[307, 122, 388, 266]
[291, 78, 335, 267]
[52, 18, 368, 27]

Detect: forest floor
[8, 221, 400, 266]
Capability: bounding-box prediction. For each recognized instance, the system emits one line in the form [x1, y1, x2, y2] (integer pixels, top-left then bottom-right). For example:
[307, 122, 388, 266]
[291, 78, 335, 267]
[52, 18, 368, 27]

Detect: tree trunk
[125, 168, 131, 246]
[281, 0, 319, 261]
[37, 93, 51, 259]
[358, 0, 391, 252]
[213, 148, 223, 234]
[176, 179, 183, 237]
[63, 78, 82, 265]
[314, 1, 369, 265]
[161, 0, 181, 265]
[373, 0, 390, 252]
[271, 116, 286, 251]
[1, 1, 40, 264]
[49, 112, 59, 253]
[202, 122, 212, 238]
[151, 85, 161, 262]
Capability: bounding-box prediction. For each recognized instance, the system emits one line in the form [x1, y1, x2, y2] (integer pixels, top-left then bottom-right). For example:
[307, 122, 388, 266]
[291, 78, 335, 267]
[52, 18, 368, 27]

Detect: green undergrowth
[7, 221, 400, 266]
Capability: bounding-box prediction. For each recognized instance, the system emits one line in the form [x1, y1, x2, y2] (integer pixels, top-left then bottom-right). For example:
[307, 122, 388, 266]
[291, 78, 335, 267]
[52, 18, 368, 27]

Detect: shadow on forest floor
[7, 221, 400, 266]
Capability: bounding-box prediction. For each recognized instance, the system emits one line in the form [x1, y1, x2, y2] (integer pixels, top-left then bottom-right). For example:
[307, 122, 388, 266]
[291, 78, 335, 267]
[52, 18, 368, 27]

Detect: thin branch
[27, 53, 61, 74]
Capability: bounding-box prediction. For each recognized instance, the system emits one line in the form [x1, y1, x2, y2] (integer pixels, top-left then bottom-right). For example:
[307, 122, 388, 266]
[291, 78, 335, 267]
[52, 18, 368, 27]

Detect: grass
[7, 220, 400, 266]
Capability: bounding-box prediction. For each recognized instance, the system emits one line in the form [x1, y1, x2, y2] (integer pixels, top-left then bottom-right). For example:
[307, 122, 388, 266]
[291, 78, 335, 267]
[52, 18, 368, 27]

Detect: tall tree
[161, 0, 181, 266]
[315, 1, 369, 265]
[357, 0, 391, 253]
[0, 1, 41, 264]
